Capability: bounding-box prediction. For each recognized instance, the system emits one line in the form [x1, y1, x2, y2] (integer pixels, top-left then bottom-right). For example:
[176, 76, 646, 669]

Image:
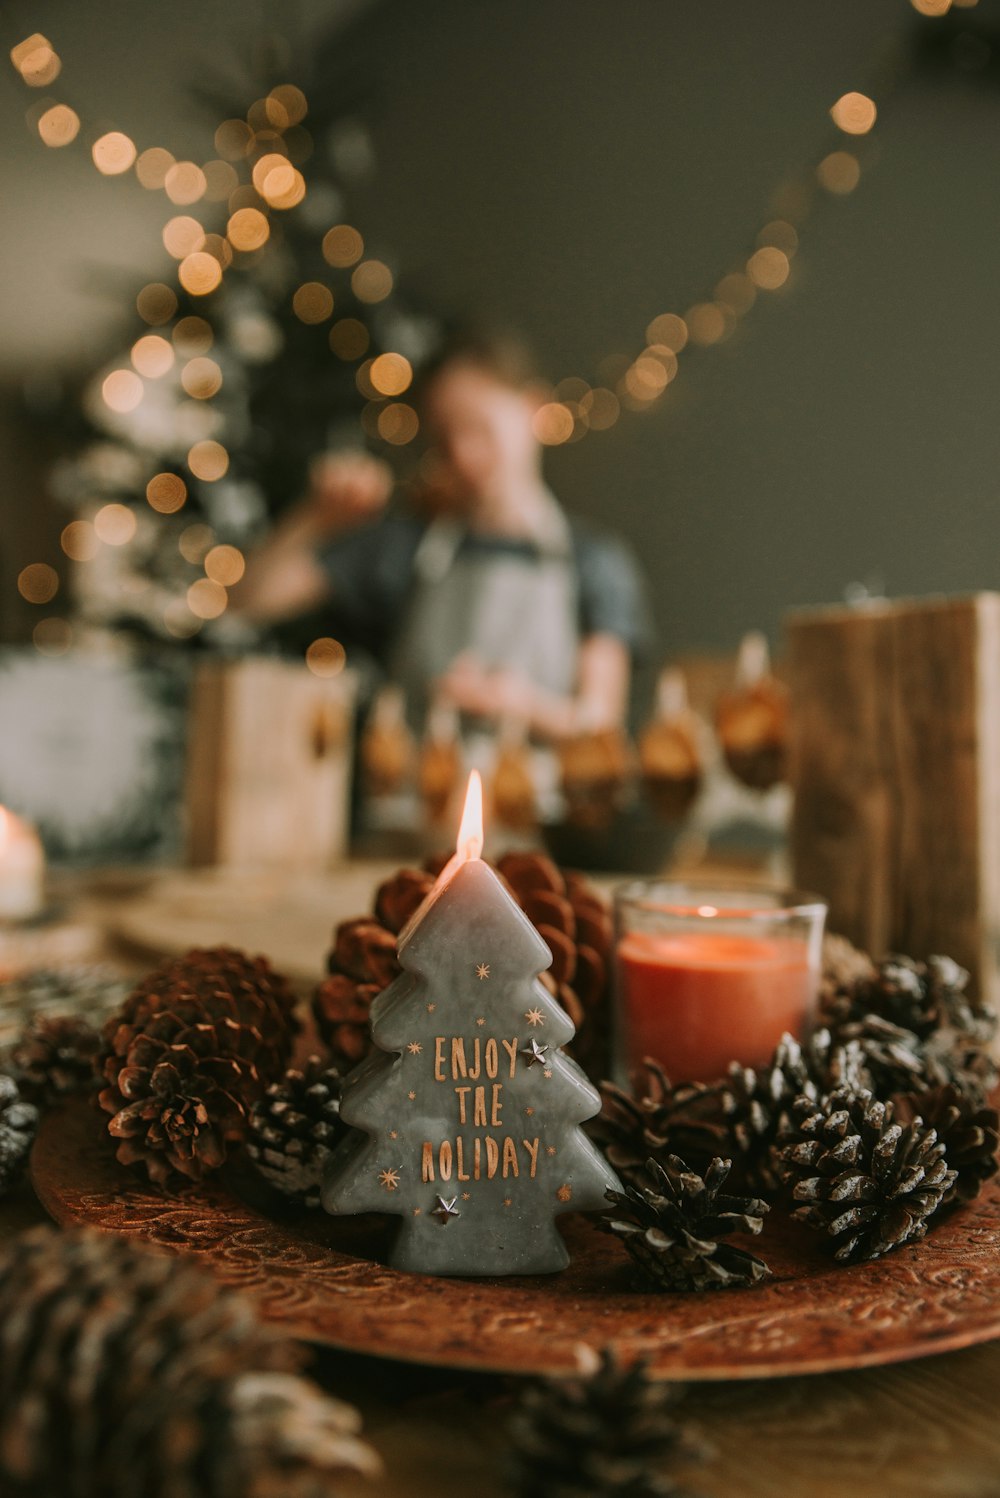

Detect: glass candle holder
[614, 880, 827, 1085]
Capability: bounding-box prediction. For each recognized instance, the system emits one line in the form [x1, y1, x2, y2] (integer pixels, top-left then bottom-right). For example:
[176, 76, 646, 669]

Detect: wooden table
[3, 865, 999, 1498]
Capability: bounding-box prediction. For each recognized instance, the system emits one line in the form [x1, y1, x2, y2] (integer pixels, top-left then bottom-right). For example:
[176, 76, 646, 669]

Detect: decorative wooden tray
[32, 1098, 1000, 1382]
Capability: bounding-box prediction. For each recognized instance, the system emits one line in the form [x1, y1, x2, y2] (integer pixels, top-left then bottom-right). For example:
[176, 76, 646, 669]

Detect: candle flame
[456, 770, 484, 862]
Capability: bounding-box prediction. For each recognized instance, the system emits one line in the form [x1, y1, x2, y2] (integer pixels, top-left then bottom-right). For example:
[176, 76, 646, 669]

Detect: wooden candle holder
[787, 594, 1000, 1009]
[186, 656, 357, 870]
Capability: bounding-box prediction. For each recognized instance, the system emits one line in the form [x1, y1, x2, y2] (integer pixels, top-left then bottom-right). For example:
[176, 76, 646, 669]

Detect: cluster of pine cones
[596, 937, 1000, 1288]
[313, 850, 614, 1080]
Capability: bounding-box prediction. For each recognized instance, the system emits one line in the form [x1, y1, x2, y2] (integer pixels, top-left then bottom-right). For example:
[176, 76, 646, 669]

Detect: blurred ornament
[418, 702, 463, 824]
[715, 631, 789, 792]
[639, 667, 703, 822]
[491, 719, 537, 831]
[360, 684, 413, 796]
[558, 725, 634, 830]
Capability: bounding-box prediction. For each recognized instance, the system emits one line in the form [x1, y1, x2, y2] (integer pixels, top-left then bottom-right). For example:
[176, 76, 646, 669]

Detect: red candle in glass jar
[614, 885, 826, 1085]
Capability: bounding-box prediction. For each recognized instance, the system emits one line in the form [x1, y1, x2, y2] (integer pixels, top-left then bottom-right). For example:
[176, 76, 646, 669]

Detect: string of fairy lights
[6, 0, 985, 654]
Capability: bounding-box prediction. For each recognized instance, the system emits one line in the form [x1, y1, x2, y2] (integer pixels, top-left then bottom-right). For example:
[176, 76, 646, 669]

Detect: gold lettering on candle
[434, 1036, 447, 1082]
[454, 1085, 471, 1123]
[485, 1038, 499, 1078]
[421, 1142, 435, 1182]
[485, 1136, 499, 1178]
[473, 1086, 488, 1127]
[456, 1136, 470, 1181]
[522, 1137, 540, 1178]
[502, 1136, 519, 1178]
[501, 1037, 518, 1077]
[451, 1037, 467, 1079]
[474, 1136, 482, 1179]
[468, 1038, 481, 1079]
[491, 1083, 503, 1127]
[439, 1140, 453, 1181]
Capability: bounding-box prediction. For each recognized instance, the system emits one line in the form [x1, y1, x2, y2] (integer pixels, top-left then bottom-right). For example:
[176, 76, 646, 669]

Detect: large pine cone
[0, 1072, 38, 1200]
[893, 1084, 1000, 1205]
[246, 1055, 345, 1208]
[97, 947, 298, 1187]
[10, 1014, 101, 1108]
[603, 1155, 770, 1292]
[777, 1087, 956, 1262]
[509, 1347, 703, 1498]
[591, 1059, 728, 1185]
[313, 852, 613, 1078]
[0, 1226, 378, 1498]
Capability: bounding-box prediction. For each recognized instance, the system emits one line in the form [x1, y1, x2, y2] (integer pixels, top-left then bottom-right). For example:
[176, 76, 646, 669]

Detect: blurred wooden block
[186, 657, 357, 871]
[788, 594, 1000, 1007]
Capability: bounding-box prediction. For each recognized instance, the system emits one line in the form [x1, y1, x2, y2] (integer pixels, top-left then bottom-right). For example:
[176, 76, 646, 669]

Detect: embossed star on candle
[323, 771, 620, 1275]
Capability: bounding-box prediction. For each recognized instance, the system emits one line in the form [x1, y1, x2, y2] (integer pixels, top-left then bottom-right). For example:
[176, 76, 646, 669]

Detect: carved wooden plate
[31, 1098, 1000, 1381]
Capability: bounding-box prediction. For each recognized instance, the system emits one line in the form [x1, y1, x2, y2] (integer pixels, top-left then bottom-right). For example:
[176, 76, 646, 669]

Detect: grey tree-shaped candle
[322, 774, 620, 1275]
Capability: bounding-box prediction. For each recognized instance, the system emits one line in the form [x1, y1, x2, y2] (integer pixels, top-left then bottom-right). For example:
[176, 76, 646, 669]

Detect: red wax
[617, 930, 815, 1083]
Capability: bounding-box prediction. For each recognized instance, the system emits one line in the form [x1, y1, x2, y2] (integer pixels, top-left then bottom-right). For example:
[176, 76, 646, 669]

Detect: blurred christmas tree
[48, 31, 438, 654]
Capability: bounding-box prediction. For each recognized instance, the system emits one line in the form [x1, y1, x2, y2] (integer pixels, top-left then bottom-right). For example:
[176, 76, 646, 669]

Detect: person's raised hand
[437, 654, 538, 725]
[305, 451, 394, 532]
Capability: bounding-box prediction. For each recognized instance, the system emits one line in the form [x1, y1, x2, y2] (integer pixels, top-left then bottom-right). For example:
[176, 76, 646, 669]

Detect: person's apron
[390, 491, 580, 817]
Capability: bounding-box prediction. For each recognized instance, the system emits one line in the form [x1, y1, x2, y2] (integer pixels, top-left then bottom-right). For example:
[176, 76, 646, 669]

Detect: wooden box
[787, 594, 1000, 1008]
[186, 657, 357, 870]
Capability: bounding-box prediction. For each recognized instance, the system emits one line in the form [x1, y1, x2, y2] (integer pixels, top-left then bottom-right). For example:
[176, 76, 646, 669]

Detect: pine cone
[9, 1013, 101, 1107]
[720, 1029, 869, 1192]
[97, 947, 298, 1187]
[246, 1056, 345, 1208]
[893, 1084, 1000, 1205]
[603, 1155, 770, 1292]
[313, 974, 379, 1068]
[0, 964, 130, 1050]
[374, 867, 434, 934]
[590, 1059, 727, 1184]
[820, 933, 876, 1013]
[0, 1072, 38, 1199]
[509, 1347, 703, 1498]
[777, 1087, 956, 1262]
[0, 1226, 379, 1498]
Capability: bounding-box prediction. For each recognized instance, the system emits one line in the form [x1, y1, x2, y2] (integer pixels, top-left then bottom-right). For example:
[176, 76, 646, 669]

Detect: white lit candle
[0, 808, 45, 921]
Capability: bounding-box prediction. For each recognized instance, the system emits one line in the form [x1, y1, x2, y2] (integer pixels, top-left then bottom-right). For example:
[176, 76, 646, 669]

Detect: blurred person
[234, 329, 650, 741]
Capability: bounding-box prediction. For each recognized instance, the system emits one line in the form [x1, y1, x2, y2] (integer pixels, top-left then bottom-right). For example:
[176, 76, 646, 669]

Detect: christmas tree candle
[323, 772, 620, 1275]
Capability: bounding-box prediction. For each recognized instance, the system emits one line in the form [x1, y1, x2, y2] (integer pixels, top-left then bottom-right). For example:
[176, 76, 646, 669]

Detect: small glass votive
[613, 880, 827, 1085]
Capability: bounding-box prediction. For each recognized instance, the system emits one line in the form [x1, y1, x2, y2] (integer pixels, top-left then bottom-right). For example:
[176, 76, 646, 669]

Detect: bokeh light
[322, 224, 364, 267]
[173, 316, 214, 355]
[187, 578, 228, 619]
[146, 472, 187, 514]
[93, 503, 137, 546]
[370, 352, 413, 396]
[830, 92, 877, 136]
[180, 357, 223, 399]
[351, 260, 393, 303]
[203, 159, 239, 201]
[61, 520, 98, 561]
[757, 219, 799, 257]
[135, 147, 175, 189]
[377, 403, 419, 445]
[17, 563, 59, 604]
[292, 281, 334, 323]
[645, 313, 689, 353]
[178, 252, 223, 295]
[164, 161, 207, 205]
[685, 303, 728, 345]
[746, 246, 790, 290]
[532, 403, 575, 445]
[268, 84, 308, 127]
[92, 132, 136, 175]
[306, 636, 347, 677]
[227, 207, 270, 251]
[131, 334, 174, 378]
[163, 216, 205, 258]
[11, 35, 61, 87]
[178, 523, 215, 562]
[37, 104, 79, 148]
[214, 118, 253, 160]
[817, 150, 861, 194]
[579, 387, 620, 431]
[329, 318, 369, 359]
[187, 440, 229, 481]
[102, 369, 144, 412]
[910, 0, 952, 14]
[715, 272, 756, 316]
[33, 618, 73, 656]
[204, 544, 245, 585]
[163, 599, 202, 638]
[136, 283, 177, 325]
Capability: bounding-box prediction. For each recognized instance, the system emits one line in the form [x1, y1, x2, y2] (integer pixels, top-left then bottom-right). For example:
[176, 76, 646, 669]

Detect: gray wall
[3, 0, 999, 650]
